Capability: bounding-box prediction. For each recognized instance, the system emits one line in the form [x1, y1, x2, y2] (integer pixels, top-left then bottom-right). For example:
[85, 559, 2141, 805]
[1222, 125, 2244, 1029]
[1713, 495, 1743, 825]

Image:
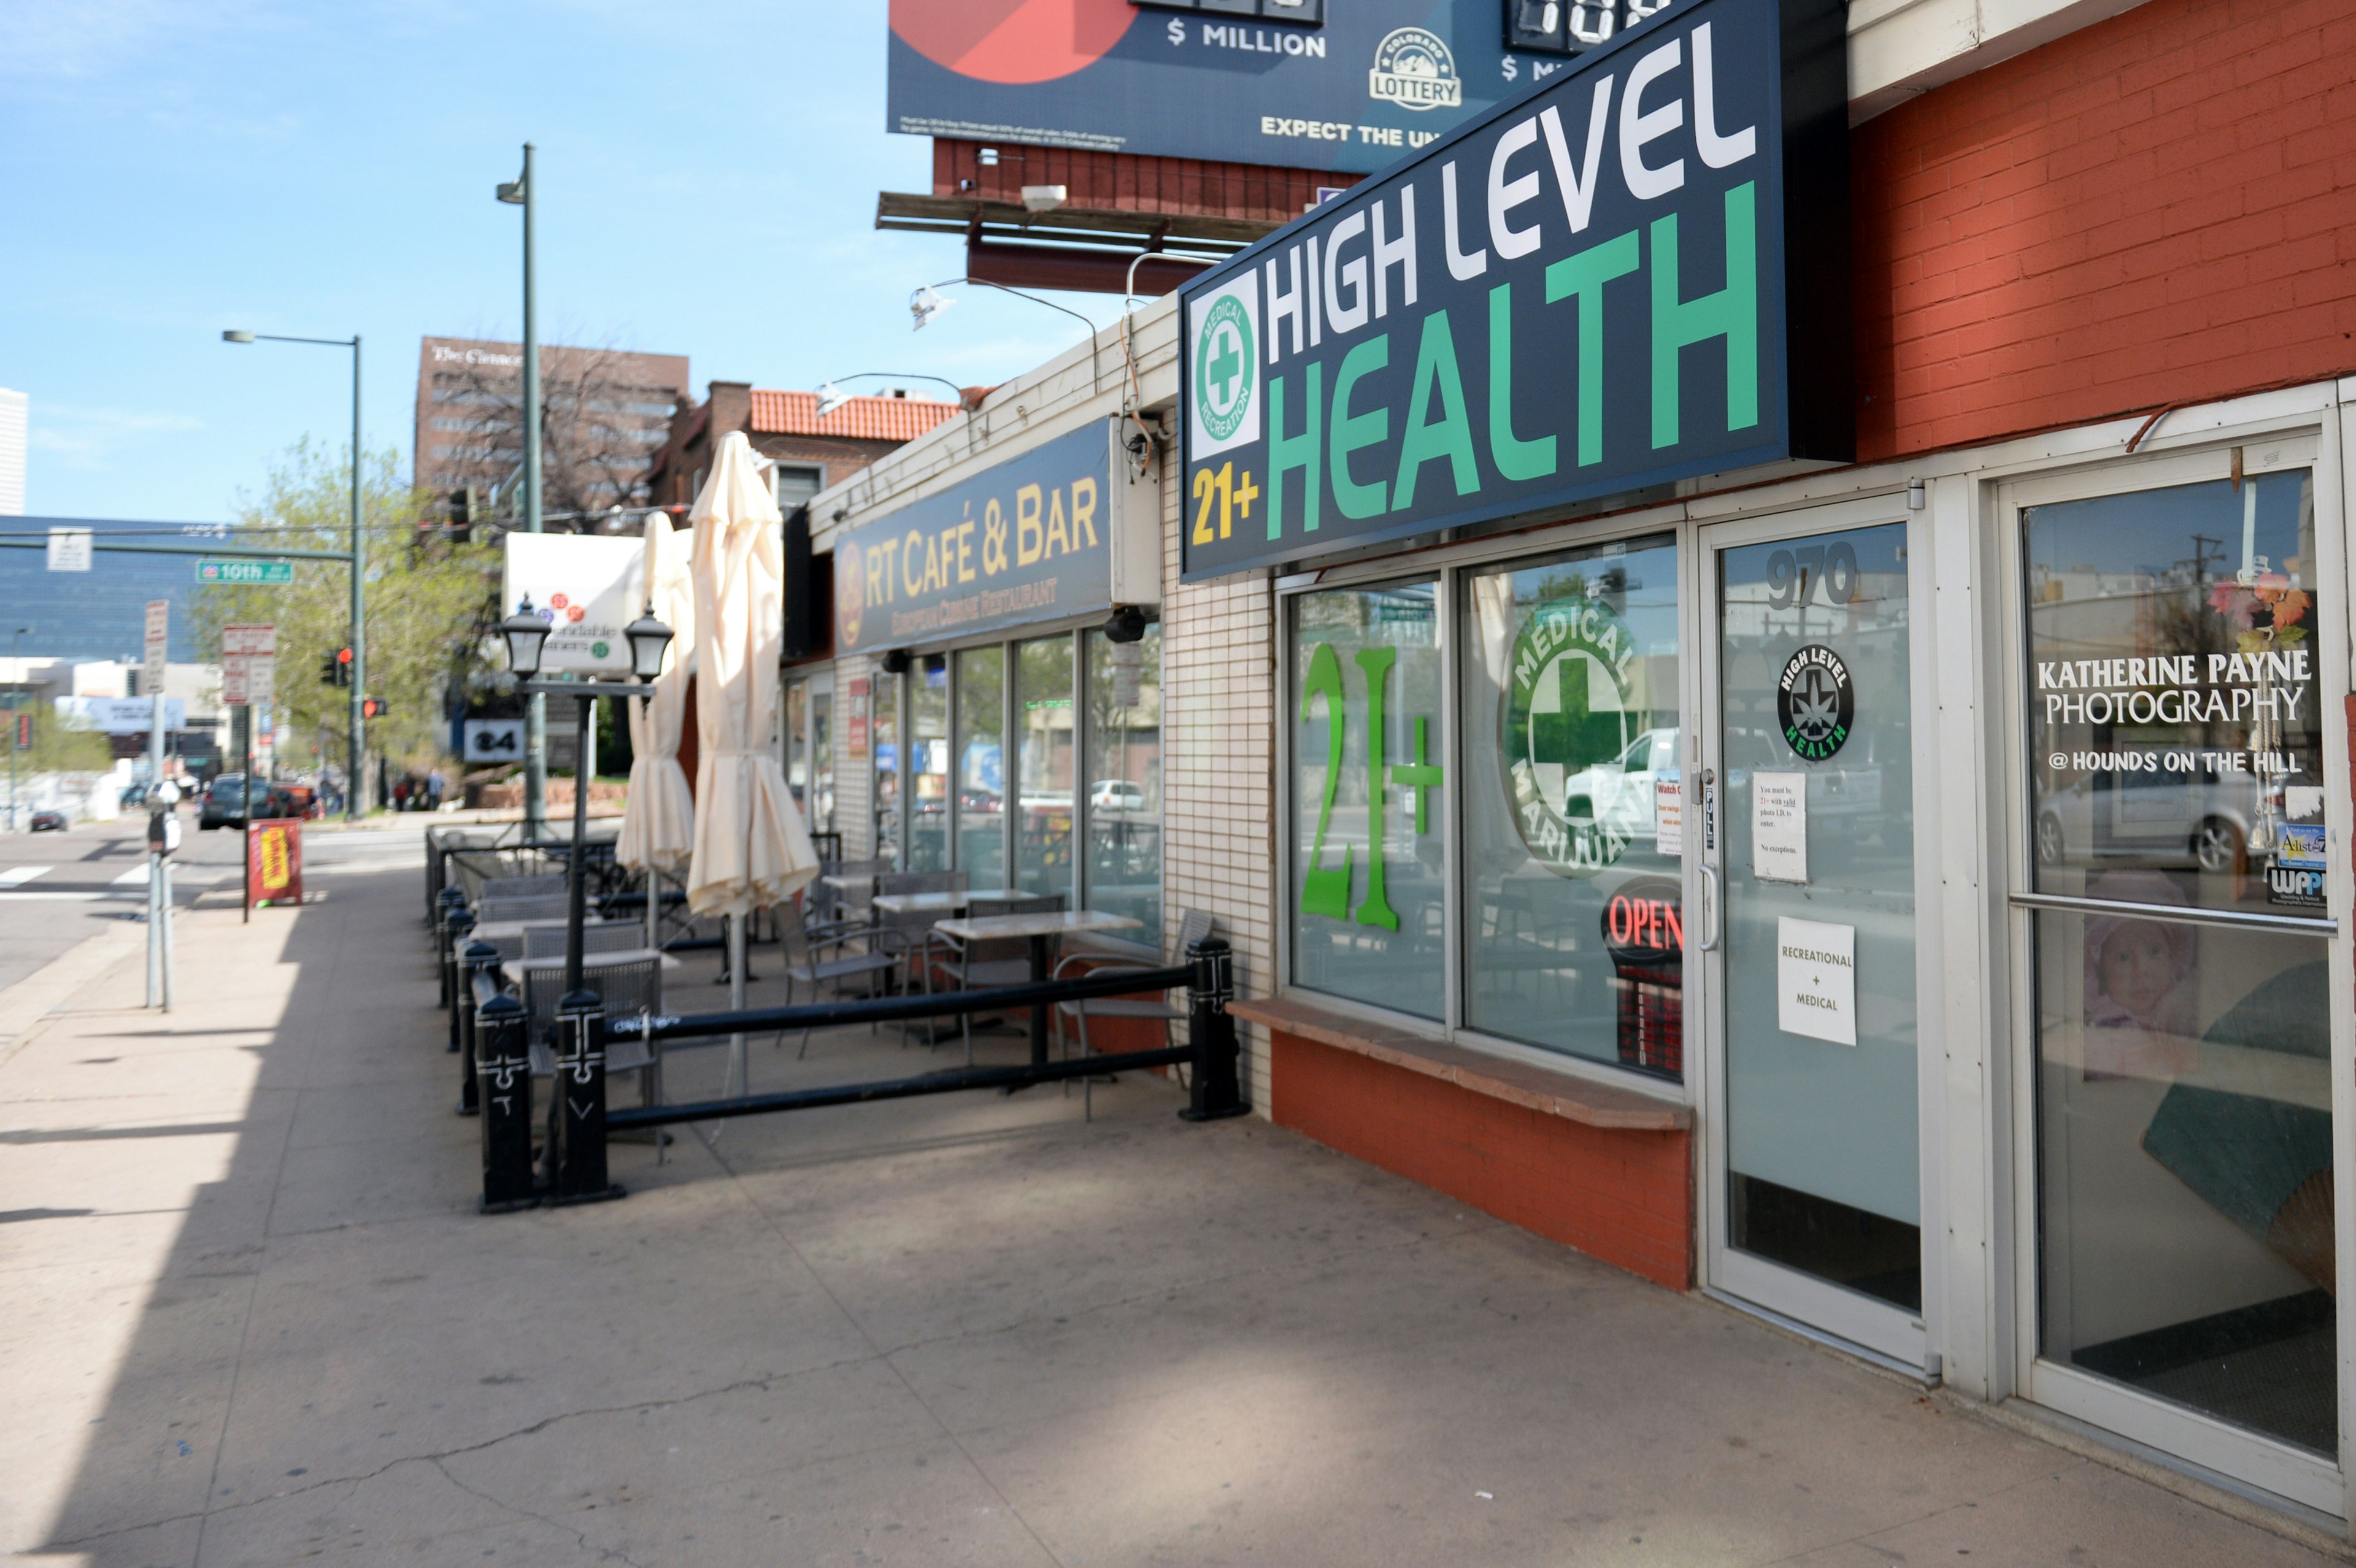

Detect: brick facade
[1271, 1034, 1694, 1291]
[932, 138, 1357, 225]
[1855, 0, 2356, 463]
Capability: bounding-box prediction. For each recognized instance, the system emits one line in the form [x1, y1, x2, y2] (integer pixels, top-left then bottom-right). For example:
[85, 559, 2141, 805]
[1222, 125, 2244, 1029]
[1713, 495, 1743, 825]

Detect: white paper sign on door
[1777, 916, 1857, 1045]
[1654, 775, 1682, 858]
[1752, 771, 1808, 882]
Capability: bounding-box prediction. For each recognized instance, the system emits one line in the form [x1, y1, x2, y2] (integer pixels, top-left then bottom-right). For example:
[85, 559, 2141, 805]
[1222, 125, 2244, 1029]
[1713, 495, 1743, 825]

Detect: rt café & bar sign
[1179, 0, 1850, 578]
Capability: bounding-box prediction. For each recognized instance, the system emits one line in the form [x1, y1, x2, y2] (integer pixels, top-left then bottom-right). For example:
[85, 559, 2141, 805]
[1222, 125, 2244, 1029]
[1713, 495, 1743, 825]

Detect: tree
[432, 340, 681, 523]
[192, 439, 500, 774]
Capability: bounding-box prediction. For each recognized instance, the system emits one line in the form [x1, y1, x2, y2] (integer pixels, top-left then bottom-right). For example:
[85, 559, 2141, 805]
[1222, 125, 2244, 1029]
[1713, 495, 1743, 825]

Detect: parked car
[118, 783, 149, 809]
[1088, 780, 1147, 813]
[2035, 755, 2257, 874]
[199, 775, 303, 830]
[29, 809, 67, 832]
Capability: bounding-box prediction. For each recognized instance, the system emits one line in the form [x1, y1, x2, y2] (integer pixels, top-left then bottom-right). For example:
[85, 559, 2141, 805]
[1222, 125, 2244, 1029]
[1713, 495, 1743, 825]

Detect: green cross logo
[1501, 593, 1642, 878]
[1194, 293, 1255, 444]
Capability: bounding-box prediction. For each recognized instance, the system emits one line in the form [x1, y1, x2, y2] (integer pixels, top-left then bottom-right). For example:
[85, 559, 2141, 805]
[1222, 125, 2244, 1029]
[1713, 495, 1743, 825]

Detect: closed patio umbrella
[617, 509, 697, 948]
[684, 432, 820, 1091]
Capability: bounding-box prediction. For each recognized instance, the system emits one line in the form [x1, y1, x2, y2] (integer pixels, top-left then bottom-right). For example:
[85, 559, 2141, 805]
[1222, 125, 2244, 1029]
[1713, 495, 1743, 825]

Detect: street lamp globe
[499, 598, 551, 678]
[623, 607, 674, 682]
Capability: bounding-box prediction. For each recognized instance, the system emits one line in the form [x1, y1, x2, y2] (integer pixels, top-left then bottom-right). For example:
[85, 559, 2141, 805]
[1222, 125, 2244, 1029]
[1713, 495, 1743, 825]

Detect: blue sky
[0, 1, 1127, 523]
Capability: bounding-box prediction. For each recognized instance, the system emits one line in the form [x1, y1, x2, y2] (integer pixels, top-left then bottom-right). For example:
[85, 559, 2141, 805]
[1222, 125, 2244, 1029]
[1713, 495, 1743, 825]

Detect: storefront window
[955, 647, 1006, 886]
[2027, 471, 2335, 1454]
[872, 671, 901, 867]
[809, 684, 833, 833]
[1290, 581, 1444, 1020]
[1015, 636, 1077, 898]
[1460, 536, 1682, 1074]
[909, 657, 949, 870]
[1085, 626, 1162, 950]
[784, 680, 808, 813]
[2028, 472, 2323, 914]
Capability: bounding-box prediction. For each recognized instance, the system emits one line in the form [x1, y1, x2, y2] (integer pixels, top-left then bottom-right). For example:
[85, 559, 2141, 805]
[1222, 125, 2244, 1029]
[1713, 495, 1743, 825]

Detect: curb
[0, 920, 147, 1070]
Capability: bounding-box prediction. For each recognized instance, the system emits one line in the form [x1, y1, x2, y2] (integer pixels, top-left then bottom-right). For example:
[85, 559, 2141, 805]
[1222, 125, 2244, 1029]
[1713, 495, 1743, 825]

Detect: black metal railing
[463, 937, 1247, 1213]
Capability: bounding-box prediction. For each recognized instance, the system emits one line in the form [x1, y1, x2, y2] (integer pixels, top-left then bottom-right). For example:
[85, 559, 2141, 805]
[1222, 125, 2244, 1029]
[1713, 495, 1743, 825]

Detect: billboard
[888, 0, 1632, 174]
[1177, 0, 1850, 579]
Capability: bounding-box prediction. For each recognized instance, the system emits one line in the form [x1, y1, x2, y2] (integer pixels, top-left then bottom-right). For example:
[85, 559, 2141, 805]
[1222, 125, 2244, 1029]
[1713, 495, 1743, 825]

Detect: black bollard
[442, 905, 476, 1043]
[476, 994, 537, 1213]
[458, 941, 500, 1115]
[1180, 934, 1249, 1122]
[550, 990, 625, 1206]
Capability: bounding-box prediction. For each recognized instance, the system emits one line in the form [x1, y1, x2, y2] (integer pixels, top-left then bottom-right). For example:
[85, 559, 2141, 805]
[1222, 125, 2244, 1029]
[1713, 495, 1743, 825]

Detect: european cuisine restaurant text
[1166, 0, 2356, 1528]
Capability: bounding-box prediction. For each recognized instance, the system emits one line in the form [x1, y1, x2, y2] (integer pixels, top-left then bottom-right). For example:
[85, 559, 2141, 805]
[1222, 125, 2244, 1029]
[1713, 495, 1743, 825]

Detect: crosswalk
[0, 863, 239, 896]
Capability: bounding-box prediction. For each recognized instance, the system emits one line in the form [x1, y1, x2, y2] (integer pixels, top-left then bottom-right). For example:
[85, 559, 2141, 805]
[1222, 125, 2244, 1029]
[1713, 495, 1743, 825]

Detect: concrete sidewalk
[0, 865, 2343, 1567]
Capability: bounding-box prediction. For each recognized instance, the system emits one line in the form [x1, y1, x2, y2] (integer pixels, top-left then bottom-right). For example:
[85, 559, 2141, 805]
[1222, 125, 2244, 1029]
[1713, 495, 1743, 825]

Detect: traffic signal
[320, 647, 353, 687]
[361, 696, 388, 720]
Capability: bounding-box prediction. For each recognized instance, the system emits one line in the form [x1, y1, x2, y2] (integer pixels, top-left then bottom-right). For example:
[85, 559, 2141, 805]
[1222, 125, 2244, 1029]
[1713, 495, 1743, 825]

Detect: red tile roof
[749, 390, 960, 442]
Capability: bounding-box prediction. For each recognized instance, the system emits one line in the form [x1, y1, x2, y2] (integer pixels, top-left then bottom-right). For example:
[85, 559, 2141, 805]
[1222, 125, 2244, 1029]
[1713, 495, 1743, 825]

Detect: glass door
[1700, 505, 1930, 1366]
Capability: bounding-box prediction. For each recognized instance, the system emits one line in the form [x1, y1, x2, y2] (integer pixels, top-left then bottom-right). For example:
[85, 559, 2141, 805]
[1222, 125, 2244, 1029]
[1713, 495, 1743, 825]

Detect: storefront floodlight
[623, 606, 674, 682]
[1102, 605, 1150, 644]
[909, 286, 951, 331]
[814, 382, 850, 418]
[499, 598, 551, 678]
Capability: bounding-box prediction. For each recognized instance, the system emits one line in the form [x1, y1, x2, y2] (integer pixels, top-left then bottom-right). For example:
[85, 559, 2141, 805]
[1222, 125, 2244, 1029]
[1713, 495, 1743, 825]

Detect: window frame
[1993, 430, 2354, 1515]
[1274, 504, 1699, 1105]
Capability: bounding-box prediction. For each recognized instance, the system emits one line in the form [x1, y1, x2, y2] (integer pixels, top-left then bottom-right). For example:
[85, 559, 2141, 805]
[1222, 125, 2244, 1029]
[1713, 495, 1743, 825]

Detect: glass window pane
[1460, 535, 1682, 1075]
[810, 687, 832, 832]
[873, 671, 902, 867]
[909, 657, 948, 870]
[1015, 636, 1077, 899]
[1084, 626, 1161, 950]
[2038, 915, 2335, 1453]
[1290, 580, 1444, 1021]
[955, 646, 1006, 885]
[2028, 469, 2336, 1453]
[2026, 472, 2324, 917]
[784, 680, 808, 815]
[1721, 523, 1920, 1309]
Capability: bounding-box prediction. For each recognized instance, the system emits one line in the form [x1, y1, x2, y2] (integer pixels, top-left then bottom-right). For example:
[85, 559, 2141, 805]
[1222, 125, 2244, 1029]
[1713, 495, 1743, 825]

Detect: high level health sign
[1177, 0, 1850, 578]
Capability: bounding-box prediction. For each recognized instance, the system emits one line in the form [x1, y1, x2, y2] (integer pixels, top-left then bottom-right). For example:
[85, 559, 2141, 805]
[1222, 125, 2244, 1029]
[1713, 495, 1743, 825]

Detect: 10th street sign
[196, 559, 294, 585]
[1177, 0, 1849, 579]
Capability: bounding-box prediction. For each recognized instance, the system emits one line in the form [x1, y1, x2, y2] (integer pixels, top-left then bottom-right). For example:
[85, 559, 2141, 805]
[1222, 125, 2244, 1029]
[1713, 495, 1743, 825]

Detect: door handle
[1698, 863, 1723, 952]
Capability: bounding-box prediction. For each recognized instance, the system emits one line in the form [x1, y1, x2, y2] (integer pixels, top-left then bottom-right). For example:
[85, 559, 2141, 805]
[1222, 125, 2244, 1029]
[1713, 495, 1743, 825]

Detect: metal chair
[481, 873, 568, 902]
[1052, 909, 1213, 1120]
[871, 870, 966, 1044]
[772, 901, 903, 1058]
[930, 893, 1064, 1064]
[815, 856, 888, 928]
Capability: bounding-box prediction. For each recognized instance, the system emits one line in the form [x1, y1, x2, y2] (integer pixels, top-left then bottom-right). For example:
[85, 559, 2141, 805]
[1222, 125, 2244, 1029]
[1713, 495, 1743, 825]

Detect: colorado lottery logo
[1193, 295, 1255, 444]
[1502, 594, 1641, 878]
[1369, 28, 1461, 112]
[1776, 645, 1855, 761]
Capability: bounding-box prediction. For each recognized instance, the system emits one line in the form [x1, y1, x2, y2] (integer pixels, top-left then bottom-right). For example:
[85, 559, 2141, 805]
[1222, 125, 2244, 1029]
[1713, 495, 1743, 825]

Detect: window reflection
[1460, 536, 1682, 1074]
[2027, 468, 2336, 1455]
[1291, 581, 1444, 1020]
[1084, 627, 1161, 950]
[2027, 472, 2323, 916]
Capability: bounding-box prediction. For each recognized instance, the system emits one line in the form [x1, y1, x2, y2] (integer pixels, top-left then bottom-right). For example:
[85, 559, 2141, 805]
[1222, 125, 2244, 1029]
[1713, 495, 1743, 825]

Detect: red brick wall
[1855, 0, 2356, 462]
[932, 139, 1358, 224]
[1271, 1032, 1693, 1291]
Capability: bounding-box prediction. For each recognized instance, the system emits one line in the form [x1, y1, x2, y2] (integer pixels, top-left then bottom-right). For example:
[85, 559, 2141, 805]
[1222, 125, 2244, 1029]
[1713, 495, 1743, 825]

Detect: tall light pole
[221, 329, 364, 821]
[497, 144, 546, 841]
